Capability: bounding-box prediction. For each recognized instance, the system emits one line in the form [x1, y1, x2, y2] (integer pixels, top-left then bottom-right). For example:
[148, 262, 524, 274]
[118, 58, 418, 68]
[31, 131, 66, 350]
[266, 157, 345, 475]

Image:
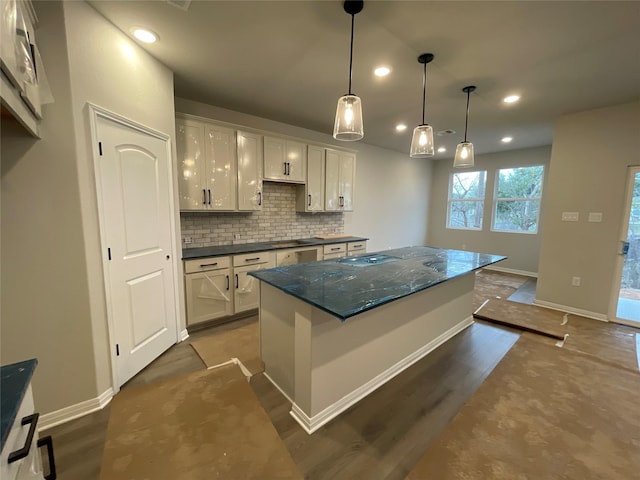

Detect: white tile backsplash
[181, 182, 344, 248]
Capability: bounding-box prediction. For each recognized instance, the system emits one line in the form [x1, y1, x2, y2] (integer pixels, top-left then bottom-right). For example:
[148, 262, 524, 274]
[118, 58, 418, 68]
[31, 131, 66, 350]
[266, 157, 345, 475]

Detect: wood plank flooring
[40, 271, 637, 479]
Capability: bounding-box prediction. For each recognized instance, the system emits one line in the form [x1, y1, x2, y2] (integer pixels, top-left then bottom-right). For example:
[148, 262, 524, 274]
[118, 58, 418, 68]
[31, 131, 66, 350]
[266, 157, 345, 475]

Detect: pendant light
[453, 86, 476, 168]
[409, 53, 435, 158]
[333, 1, 364, 141]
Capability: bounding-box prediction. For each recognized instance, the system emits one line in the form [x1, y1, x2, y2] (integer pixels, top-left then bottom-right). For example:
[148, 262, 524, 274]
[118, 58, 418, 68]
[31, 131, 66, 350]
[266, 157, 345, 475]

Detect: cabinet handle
[257, 191, 262, 206]
[308, 194, 311, 207]
[286, 162, 290, 175]
[331, 247, 341, 251]
[208, 189, 212, 205]
[202, 189, 207, 205]
[283, 162, 287, 175]
[226, 275, 230, 290]
[8, 413, 39, 463]
[199, 262, 218, 268]
[352, 244, 362, 248]
[245, 257, 260, 262]
[37, 435, 57, 480]
[235, 273, 239, 288]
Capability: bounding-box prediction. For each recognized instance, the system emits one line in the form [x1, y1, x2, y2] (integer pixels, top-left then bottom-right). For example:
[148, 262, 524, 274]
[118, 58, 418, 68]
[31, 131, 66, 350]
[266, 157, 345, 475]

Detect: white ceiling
[88, 0, 640, 160]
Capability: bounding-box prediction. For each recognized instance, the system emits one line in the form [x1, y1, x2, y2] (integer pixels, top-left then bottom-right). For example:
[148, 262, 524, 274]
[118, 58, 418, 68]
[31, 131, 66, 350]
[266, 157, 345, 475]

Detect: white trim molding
[180, 328, 189, 342]
[483, 265, 538, 278]
[533, 299, 608, 322]
[39, 388, 113, 432]
[289, 317, 474, 434]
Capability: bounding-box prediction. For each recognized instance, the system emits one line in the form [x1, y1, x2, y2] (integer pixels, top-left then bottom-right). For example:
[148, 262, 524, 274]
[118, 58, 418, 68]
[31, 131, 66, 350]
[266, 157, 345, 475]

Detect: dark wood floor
[40, 273, 559, 479]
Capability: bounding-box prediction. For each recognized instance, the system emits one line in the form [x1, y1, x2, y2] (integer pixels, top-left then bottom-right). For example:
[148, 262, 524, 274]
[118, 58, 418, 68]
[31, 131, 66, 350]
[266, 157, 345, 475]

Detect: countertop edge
[1, 358, 38, 452]
[182, 237, 369, 260]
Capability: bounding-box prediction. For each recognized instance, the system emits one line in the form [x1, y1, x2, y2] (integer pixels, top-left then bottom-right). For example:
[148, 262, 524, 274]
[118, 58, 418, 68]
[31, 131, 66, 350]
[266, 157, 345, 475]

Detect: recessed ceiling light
[131, 27, 158, 44]
[503, 95, 520, 104]
[395, 124, 407, 132]
[437, 147, 446, 153]
[374, 66, 391, 77]
[501, 136, 513, 143]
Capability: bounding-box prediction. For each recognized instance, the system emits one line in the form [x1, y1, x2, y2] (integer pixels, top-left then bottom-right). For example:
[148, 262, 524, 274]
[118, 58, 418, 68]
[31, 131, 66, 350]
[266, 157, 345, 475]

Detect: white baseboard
[179, 328, 189, 341]
[263, 372, 294, 405]
[533, 299, 608, 322]
[289, 316, 474, 435]
[483, 265, 538, 278]
[39, 388, 113, 432]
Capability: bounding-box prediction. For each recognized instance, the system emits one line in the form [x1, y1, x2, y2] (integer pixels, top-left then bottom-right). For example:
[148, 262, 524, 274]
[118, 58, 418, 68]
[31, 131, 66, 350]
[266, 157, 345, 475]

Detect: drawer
[184, 256, 231, 274]
[347, 241, 366, 253]
[233, 251, 274, 267]
[323, 252, 346, 260]
[323, 243, 346, 255]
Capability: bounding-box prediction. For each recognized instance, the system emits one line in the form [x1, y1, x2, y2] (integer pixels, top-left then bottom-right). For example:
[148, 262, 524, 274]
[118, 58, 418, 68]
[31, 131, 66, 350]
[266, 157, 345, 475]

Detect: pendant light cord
[421, 62, 427, 125]
[463, 89, 470, 142]
[348, 13, 355, 94]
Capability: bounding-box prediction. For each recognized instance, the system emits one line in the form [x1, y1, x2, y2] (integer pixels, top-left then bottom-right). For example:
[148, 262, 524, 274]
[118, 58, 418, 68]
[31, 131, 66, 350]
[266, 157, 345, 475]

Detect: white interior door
[94, 112, 178, 387]
[610, 166, 640, 326]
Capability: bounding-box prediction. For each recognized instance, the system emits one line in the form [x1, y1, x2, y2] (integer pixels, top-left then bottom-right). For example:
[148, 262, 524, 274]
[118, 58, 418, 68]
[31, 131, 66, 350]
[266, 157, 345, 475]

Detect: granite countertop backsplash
[182, 236, 368, 260]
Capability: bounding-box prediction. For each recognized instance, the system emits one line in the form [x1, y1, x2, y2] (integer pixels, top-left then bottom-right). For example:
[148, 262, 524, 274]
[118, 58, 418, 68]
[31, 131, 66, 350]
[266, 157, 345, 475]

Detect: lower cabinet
[184, 252, 274, 326]
[322, 243, 347, 260]
[347, 241, 367, 256]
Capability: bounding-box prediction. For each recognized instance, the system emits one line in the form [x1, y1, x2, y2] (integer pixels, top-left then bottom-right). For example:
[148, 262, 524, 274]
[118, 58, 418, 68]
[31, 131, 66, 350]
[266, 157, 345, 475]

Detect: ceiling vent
[166, 0, 191, 11]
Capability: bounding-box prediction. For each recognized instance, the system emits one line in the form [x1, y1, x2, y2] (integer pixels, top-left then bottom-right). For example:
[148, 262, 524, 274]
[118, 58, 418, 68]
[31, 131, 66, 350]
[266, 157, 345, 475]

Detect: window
[447, 171, 487, 230]
[492, 165, 544, 233]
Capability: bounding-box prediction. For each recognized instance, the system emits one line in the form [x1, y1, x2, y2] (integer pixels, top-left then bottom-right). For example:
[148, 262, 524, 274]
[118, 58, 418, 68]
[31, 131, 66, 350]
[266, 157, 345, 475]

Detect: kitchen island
[249, 246, 505, 434]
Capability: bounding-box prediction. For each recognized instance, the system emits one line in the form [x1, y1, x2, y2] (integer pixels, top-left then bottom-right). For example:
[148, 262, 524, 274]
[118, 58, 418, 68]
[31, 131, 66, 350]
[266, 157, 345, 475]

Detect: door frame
[608, 165, 640, 326]
[88, 103, 182, 392]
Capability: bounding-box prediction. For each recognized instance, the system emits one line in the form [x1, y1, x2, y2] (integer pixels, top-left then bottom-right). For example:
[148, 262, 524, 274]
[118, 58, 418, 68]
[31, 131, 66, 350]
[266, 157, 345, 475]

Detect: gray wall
[536, 101, 640, 317]
[1, 0, 178, 416]
[427, 146, 552, 274]
[175, 98, 432, 253]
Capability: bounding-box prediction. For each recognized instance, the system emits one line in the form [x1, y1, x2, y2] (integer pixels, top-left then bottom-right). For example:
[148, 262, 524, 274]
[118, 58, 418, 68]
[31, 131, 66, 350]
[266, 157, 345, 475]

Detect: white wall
[427, 146, 551, 275]
[1, 0, 179, 416]
[175, 98, 432, 253]
[536, 101, 640, 317]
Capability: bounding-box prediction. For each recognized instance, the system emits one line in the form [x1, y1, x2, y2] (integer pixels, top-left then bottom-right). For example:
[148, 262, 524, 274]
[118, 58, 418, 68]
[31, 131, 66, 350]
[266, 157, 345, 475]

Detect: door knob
[166, 255, 170, 260]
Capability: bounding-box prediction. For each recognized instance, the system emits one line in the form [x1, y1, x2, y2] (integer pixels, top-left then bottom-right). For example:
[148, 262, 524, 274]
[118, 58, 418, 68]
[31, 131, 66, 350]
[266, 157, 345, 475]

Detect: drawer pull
[8, 413, 39, 463]
[37, 435, 57, 480]
[331, 247, 341, 251]
[199, 262, 218, 268]
[245, 257, 260, 262]
[352, 244, 362, 248]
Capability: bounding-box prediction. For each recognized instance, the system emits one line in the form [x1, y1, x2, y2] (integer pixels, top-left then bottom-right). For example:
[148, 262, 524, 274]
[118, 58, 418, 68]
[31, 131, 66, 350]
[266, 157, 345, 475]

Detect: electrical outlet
[571, 276, 581, 287]
[184, 237, 193, 244]
[234, 233, 241, 240]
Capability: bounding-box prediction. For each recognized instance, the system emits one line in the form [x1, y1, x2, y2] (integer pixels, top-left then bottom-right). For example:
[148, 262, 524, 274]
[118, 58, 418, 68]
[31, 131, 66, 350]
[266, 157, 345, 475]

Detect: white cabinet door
[325, 149, 355, 211]
[204, 124, 237, 210]
[176, 119, 207, 210]
[237, 130, 263, 211]
[185, 269, 233, 325]
[296, 145, 325, 212]
[234, 265, 262, 312]
[264, 136, 306, 183]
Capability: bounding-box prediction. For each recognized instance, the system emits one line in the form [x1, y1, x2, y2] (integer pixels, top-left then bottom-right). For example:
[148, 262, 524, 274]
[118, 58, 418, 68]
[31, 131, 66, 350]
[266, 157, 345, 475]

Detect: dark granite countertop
[182, 236, 368, 260]
[249, 245, 506, 320]
[1, 359, 37, 452]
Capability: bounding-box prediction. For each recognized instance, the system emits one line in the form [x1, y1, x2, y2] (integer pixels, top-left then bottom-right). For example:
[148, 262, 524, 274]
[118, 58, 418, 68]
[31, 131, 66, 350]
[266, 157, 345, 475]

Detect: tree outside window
[447, 171, 487, 230]
[492, 166, 544, 233]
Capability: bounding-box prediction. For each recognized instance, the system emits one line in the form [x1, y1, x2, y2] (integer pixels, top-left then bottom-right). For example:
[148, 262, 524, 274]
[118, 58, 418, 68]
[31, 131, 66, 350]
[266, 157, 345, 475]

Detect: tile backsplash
[180, 182, 344, 248]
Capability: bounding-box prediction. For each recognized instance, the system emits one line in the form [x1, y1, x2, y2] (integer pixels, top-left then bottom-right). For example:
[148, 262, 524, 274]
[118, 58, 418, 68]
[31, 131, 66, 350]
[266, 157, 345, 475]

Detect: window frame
[491, 164, 544, 235]
[446, 170, 488, 231]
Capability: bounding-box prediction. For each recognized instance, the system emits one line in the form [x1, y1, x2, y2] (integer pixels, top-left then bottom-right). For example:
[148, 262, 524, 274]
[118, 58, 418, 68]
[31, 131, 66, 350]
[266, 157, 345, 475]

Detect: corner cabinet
[325, 149, 355, 211]
[296, 145, 325, 212]
[263, 136, 306, 183]
[237, 130, 263, 211]
[176, 118, 237, 211]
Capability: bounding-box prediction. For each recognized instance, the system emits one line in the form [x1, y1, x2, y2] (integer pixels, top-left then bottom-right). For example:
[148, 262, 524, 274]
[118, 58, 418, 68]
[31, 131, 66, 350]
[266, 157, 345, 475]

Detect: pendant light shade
[334, 1, 364, 141]
[410, 53, 435, 158]
[453, 85, 476, 168]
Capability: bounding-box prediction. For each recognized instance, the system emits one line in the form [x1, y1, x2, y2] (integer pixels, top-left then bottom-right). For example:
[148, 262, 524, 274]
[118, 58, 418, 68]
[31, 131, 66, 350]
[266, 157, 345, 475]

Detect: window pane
[451, 171, 486, 200]
[494, 200, 540, 232]
[497, 166, 544, 199]
[449, 201, 484, 229]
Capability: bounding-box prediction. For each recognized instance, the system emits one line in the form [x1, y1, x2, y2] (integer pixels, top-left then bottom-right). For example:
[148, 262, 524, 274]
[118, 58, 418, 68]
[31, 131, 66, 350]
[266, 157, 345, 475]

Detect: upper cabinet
[263, 136, 306, 183]
[296, 144, 325, 212]
[237, 130, 263, 211]
[1, 0, 48, 137]
[176, 117, 237, 211]
[325, 149, 355, 211]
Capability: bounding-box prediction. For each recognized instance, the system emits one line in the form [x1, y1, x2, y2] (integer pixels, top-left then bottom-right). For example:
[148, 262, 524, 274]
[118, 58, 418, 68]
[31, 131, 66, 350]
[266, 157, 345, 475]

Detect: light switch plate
[561, 212, 579, 222]
[588, 212, 603, 222]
